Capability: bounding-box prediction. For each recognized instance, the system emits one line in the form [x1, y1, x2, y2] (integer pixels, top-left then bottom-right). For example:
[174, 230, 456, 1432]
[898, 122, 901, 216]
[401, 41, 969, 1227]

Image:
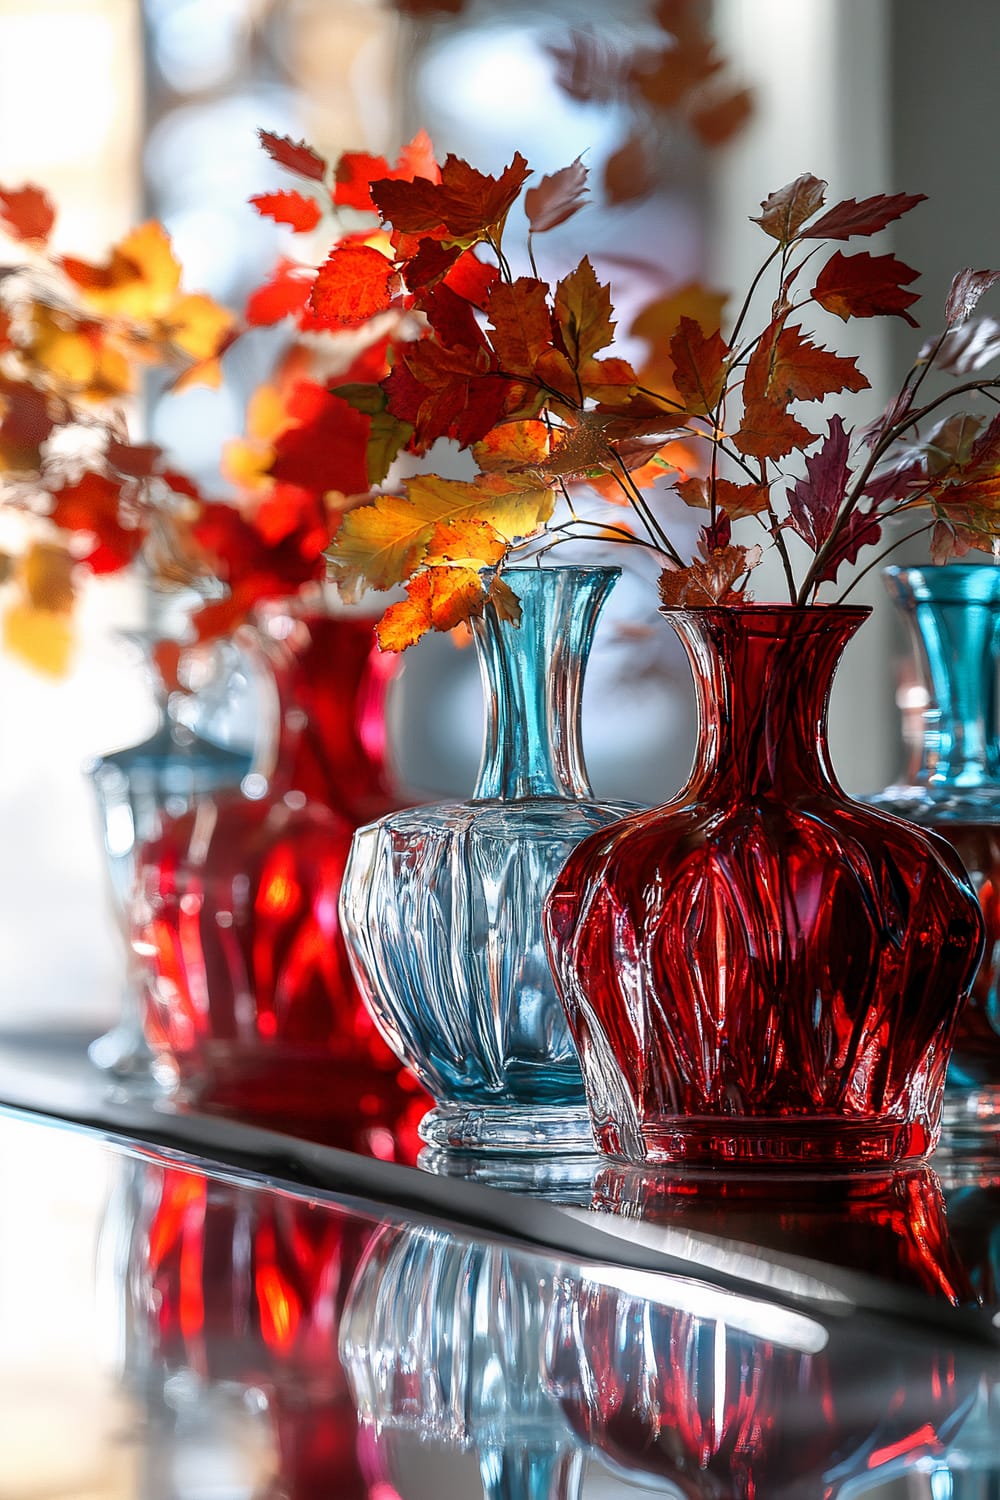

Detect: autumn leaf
[377, 565, 486, 651]
[333, 383, 413, 485]
[3, 599, 74, 676]
[786, 415, 851, 552]
[334, 131, 440, 212]
[689, 85, 754, 147]
[245, 258, 314, 325]
[945, 268, 1000, 328]
[0, 378, 57, 469]
[815, 507, 881, 585]
[426, 517, 507, 568]
[802, 191, 926, 241]
[675, 476, 769, 518]
[249, 190, 322, 232]
[106, 437, 162, 478]
[48, 470, 142, 573]
[732, 398, 817, 460]
[0, 183, 55, 243]
[554, 256, 616, 368]
[23, 303, 131, 398]
[658, 543, 762, 606]
[603, 131, 658, 206]
[669, 316, 728, 413]
[61, 220, 181, 316]
[257, 129, 327, 183]
[487, 277, 555, 376]
[308, 244, 396, 327]
[744, 319, 869, 404]
[750, 174, 827, 244]
[630, 283, 727, 405]
[22, 540, 75, 612]
[268, 381, 372, 496]
[812, 250, 921, 326]
[327, 472, 553, 598]
[473, 420, 551, 472]
[372, 152, 531, 244]
[525, 157, 589, 233]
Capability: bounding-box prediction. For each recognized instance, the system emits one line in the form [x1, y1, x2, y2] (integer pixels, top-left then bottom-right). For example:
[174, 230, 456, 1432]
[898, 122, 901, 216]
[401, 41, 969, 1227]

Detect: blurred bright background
[1, 0, 999, 1041]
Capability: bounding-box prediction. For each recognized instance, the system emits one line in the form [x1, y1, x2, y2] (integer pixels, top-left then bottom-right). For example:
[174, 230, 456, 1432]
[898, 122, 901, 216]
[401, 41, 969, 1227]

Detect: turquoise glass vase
[339, 565, 636, 1153]
[868, 563, 1000, 1129]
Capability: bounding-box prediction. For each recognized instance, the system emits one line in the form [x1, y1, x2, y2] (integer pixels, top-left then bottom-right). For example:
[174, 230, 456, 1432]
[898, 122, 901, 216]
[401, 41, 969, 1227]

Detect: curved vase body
[867, 564, 1000, 1130]
[340, 566, 636, 1153]
[132, 611, 425, 1155]
[545, 606, 984, 1168]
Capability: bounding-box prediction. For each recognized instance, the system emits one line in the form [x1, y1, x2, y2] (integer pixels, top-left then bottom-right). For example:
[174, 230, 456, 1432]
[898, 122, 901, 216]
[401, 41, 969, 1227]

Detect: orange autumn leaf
[62, 221, 181, 318]
[22, 540, 75, 612]
[426, 517, 507, 567]
[486, 277, 555, 376]
[732, 397, 818, 461]
[658, 543, 762, 607]
[668, 316, 729, 414]
[308, 244, 396, 327]
[249, 190, 322, 232]
[334, 130, 440, 212]
[630, 283, 728, 406]
[674, 475, 770, 518]
[553, 256, 616, 366]
[245, 258, 315, 326]
[23, 303, 132, 398]
[3, 598, 74, 676]
[377, 564, 486, 651]
[0, 183, 55, 244]
[473, 420, 551, 473]
[743, 318, 869, 404]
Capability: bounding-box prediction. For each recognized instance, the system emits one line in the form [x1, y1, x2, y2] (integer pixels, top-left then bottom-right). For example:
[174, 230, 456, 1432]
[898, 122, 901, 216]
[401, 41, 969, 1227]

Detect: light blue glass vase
[339, 565, 636, 1154]
[867, 564, 1000, 1128]
[340, 1223, 584, 1500]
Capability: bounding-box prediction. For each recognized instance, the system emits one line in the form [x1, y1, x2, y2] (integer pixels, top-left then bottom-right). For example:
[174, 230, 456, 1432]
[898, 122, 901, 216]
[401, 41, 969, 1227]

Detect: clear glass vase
[866, 564, 1000, 1134]
[86, 630, 253, 1083]
[545, 605, 985, 1169]
[340, 1222, 583, 1500]
[339, 565, 637, 1154]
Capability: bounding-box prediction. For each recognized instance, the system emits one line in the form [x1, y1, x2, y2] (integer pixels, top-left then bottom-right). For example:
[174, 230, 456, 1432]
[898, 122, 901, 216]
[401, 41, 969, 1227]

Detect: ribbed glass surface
[340, 567, 636, 1152]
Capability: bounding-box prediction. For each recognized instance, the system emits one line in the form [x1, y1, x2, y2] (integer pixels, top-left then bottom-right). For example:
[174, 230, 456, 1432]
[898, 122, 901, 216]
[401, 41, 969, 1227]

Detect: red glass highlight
[133, 612, 426, 1155]
[545, 607, 985, 1168]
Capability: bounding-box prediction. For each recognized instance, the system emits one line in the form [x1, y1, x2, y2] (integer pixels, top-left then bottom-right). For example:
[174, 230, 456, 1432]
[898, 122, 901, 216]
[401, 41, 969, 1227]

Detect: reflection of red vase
[132, 609, 426, 1155]
[138, 1162, 385, 1500]
[546, 1171, 975, 1499]
[546, 607, 985, 1168]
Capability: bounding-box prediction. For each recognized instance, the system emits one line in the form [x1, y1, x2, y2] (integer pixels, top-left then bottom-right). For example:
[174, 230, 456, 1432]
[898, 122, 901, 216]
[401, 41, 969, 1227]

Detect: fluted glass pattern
[340, 566, 636, 1153]
[867, 565, 1000, 1123]
[545, 606, 985, 1168]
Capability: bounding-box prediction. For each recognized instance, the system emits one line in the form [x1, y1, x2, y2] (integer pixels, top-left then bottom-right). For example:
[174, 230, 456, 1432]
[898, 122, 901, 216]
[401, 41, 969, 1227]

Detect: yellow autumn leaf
[65, 221, 182, 321]
[24, 303, 133, 398]
[426, 517, 507, 569]
[3, 597, 74, 676]
[327, 473, 554, 599]
[554, 256, 616, 366]
[22, 540, 75, 612]
[472, 419, 551, 473]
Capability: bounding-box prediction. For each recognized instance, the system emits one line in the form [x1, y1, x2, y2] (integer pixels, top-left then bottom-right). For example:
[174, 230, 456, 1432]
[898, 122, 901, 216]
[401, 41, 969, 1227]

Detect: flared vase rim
[884, 561, 1000, 601]
[657, 601, 872, 622]
[482, 562, 623, 580]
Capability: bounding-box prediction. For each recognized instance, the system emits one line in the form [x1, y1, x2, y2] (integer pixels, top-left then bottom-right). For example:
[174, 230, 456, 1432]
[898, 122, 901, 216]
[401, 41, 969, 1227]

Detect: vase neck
[669, 607, 868, 800]
[887, 566, 1000, 789]
[472, 568, 618, 803]
[258, 614, 399, 819]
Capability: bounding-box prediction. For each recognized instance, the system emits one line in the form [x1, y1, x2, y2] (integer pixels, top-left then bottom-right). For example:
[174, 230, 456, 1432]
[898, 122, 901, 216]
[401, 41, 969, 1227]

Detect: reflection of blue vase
[340, 567, 636, 1153]
[866, 565, 1000, 1129]
[340, 1223, 584, 1500]
[87, 633, 252, 1082]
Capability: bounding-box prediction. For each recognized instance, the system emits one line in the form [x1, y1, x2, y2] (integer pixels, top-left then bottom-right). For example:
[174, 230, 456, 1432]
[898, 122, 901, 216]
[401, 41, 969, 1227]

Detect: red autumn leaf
[815, 506, 881, 585]
[308, 244, 396, 327]
[387, 341, 512, 452]
[750, 174, 827, 244]
[732, 398, 817, 460]
[487, 277, 555, 376]
[744, 319, 869, 404]
[334, 131, 440, 213]
[0, 379, 57, 469]
[443, 248, 499, 308]
[245, 258, 314, 326]
[49, 470, 142, 574]
[257, 129, 327, 183]
[802, 191, 926, 241]
[945, 267, 1000, 328]
[811, 250, 921, 326]
[268, 381, 372, 496]
[372, 152, 531, 241]
[524, 156, 588, 233]
[0, 183, 55, 243]
[249, 190, 322, 232]
[676, 476, 770, 518]
[160, 468, 202, 503]
[403, 238, 462, 290]
[668, 316, 728, 413]
[786, 415, 851, 552]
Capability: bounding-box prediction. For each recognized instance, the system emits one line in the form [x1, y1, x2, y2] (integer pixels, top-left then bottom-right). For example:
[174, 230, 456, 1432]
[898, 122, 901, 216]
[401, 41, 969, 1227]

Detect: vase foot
[87, 1021, 159, 1090]
[417, 1145, 601, 1198]
[940, 1085, 1000, 1147]
[595, 1115, 935, 1170]
[418, 1102, 596, 1154]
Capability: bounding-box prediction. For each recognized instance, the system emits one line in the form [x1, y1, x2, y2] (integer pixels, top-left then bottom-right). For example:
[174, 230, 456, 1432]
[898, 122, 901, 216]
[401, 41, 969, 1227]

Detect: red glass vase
[545, 606, 985, 1168]
[132, 608, 426, 1155]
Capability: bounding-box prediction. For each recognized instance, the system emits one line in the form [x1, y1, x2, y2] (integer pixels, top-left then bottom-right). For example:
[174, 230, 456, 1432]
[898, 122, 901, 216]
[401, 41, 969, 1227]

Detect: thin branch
[834, 522, 934, 602]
